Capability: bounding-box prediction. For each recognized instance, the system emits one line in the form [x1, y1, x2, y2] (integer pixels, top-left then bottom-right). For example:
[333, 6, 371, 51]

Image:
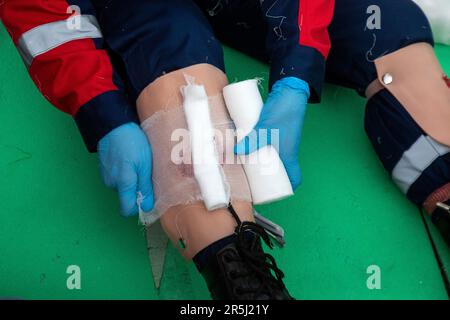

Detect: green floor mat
[425, 46, 450, 291]
[0, 22, 448, 299]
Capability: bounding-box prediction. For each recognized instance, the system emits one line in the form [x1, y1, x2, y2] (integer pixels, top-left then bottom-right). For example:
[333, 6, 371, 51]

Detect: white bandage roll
[223, 79, 294, 205]
[222, 79, 264, 140]
[182, 82, 230, 211]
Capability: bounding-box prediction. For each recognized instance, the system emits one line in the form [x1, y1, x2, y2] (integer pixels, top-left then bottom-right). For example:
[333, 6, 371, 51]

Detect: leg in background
[195, 0, 450, 246]
[326, 0, 450, 245]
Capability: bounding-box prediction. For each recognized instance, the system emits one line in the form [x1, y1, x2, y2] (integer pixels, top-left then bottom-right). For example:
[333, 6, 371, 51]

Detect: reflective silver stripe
[392, 135, 450, 193]
[17, 15, 102, 66]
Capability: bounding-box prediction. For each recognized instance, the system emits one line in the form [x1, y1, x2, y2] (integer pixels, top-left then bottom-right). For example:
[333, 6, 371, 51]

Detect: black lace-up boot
[196, 205, 293, 300]
[432, 202, 450, 247]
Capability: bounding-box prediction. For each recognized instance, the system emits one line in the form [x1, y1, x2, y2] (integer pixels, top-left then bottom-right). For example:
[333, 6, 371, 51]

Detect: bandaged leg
[364, 43, 450, 244]
[137, 63, 253, 259]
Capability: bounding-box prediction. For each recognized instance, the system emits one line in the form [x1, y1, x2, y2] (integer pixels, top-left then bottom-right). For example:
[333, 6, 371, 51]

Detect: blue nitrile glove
[235, 77, 310, 190]
[98, 122, 154, 216]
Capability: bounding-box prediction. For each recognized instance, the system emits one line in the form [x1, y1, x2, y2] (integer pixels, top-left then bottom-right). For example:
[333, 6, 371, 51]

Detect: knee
[378, 0, 434, 46]
[364, 90, 450, 207]
[145, 0, 225, 72]
[106, 0, 225, 99]
[159, 0, 223, 56]
[364, 90, 422, 173]
[361, 0, 434, 93]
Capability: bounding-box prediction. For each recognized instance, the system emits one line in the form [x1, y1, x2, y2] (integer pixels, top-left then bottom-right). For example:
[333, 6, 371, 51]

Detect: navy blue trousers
[93, 0, 450, 208]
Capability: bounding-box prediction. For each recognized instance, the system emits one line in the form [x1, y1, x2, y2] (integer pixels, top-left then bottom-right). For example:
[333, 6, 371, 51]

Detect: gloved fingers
[283, 158, 302, 190]
[98, 160, 117, 188]
[137, 164, 154, 212]
[118, 186, 139, 217]
[117, 168, 139, 217]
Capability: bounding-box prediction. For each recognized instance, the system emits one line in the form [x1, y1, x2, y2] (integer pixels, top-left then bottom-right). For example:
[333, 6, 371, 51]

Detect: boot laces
[226, 205, 288, 298]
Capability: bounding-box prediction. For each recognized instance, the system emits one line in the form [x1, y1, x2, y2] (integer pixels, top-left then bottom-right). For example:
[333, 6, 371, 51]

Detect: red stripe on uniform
[297, 0, 335, 59]
[0, 0, 73, 43]
[1, 0, 118, 116]
[28, 39, 118, 116]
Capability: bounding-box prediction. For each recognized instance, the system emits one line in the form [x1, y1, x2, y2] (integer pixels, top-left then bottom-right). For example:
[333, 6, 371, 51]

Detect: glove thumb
[118, 184, 139, 217]
[137, 166, 154, 213]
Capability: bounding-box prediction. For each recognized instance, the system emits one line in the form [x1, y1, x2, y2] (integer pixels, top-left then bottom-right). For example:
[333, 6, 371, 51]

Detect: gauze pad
[139, 94, 251, 224]
[223, 79, 294, 205]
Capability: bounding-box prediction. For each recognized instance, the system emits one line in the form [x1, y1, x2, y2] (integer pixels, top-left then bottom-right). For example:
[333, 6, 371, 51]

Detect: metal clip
[253, 210, 285, 247]
[436, 202, 450, 214]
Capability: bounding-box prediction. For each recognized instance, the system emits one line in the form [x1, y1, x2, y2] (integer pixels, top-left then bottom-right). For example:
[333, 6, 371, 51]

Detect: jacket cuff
[269, 45, 325, 103]
[74, 91, 139, 152]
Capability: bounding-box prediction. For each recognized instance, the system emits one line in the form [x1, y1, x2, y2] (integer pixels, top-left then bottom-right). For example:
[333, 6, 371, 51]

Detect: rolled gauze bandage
[182, 81, 230, 211]
[223, 79, 294, 205]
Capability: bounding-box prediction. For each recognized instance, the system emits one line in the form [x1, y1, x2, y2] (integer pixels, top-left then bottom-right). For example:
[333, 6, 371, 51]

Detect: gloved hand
[98, 122, 154, 216]
[234, 76, 310, 190]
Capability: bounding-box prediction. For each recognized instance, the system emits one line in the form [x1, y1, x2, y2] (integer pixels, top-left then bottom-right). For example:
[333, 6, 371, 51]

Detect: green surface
[428, 46, 450, 289]
[0, 22, 449, 299]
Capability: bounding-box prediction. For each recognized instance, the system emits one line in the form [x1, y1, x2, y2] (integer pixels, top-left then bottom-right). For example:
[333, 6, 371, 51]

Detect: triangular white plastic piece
[146, 221, 169, 289]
